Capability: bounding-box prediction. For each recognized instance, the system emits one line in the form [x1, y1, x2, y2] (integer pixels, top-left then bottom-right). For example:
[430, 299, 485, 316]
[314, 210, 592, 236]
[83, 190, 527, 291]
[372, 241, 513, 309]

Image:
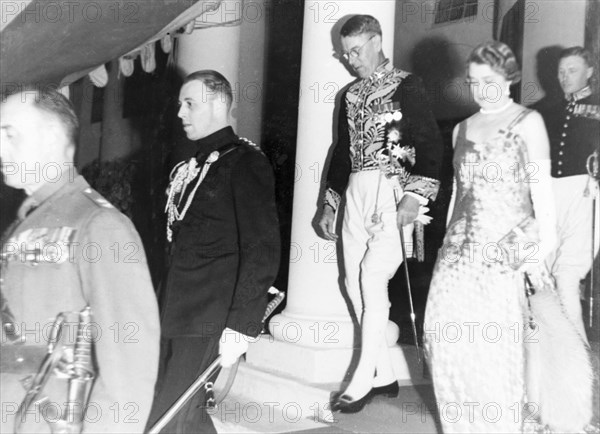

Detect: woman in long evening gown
[424, 41, 557, 433]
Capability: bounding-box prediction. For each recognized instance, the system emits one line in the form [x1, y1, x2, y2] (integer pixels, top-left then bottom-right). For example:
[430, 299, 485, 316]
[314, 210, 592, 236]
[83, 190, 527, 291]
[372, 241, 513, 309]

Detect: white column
[248, 1, 404, 384]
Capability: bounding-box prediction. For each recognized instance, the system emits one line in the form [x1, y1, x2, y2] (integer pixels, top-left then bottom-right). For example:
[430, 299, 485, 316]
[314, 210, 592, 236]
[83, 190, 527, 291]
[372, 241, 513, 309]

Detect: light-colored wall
[522, 0, 586, 105]
[394, 0, 493, 119]
[394, 0, 587, 117]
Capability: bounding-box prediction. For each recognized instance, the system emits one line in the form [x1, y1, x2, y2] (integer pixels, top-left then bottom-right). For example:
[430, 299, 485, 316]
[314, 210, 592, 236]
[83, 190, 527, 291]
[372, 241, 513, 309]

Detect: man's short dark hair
[340, 15, 382, 38]
[560, 46, 595, 68]
[183, 70, 233, 110]
[8, 87, 80, 146]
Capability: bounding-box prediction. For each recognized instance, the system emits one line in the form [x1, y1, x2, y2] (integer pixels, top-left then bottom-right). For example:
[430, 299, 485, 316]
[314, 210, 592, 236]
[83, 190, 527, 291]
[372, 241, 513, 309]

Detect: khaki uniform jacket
[0, 173, 160, 433]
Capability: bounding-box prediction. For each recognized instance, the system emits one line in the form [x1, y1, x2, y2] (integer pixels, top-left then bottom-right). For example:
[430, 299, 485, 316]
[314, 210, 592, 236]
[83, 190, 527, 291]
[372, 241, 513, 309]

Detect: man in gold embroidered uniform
[540, 46, 600, 341]
[146, 70, 280, 433]
[318, 15, 443, 412]
[0, 88, 160, 433]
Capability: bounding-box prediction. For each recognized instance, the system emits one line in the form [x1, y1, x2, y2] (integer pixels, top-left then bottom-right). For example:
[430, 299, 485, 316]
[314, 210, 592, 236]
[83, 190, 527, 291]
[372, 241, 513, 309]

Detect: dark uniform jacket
[325, 60, 443, 209]
[161, 126, 280, 339]
[540, 87, 600, 178]
[0, 172, 160, 433]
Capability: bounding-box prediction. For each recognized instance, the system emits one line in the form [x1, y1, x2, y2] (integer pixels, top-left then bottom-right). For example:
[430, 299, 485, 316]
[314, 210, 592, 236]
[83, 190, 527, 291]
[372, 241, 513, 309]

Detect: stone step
[210, 339, 432, 433]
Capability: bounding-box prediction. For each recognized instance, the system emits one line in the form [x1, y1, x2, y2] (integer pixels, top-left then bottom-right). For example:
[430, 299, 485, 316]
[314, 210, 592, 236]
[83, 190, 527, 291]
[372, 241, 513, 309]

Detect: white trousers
[342, 170, 413, 387]
[548, 174, 597, 340]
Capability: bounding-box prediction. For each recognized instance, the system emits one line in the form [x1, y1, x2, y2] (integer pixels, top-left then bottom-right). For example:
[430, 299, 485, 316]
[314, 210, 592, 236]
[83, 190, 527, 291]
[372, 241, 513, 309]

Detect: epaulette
[238, 137, 264, 155]
[82, 187, 115, 209]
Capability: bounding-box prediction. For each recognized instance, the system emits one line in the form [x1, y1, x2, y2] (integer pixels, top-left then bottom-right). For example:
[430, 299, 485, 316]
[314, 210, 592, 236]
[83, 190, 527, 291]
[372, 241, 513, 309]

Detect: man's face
[558, 55, 593, 95]
[0, 94, 52, 192]
[178, 81, 220, 141]
[340, 33, 381, 79]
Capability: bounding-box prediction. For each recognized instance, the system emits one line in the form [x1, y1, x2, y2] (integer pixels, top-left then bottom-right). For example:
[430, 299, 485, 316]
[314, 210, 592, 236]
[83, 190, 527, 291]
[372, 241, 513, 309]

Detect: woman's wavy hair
[467, 41, 522, 83]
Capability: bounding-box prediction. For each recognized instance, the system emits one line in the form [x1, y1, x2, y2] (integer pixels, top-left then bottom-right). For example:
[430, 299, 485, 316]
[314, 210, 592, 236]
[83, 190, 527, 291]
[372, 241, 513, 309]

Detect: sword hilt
[48, 306, 95, 434]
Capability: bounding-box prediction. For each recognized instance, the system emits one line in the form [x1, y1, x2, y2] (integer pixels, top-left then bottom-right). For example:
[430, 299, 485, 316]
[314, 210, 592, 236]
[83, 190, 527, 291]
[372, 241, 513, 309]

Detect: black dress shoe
[330, 391, 373, 414]
[370, 381, 399, 398]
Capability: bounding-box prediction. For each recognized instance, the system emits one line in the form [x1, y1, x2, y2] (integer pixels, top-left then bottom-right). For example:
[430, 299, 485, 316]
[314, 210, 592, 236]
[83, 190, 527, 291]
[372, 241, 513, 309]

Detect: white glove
[523, 159, 557, 271]
[415, 205, 432, 225]
[403, 192, 433, 225]
[219, 327, 249, 368]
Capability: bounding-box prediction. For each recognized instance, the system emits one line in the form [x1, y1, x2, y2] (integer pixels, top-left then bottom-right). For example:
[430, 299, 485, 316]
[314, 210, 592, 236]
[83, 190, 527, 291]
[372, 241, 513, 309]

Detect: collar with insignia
[368, 59, 393, 82]
[18, 169, 79, 219]
[567, 85, 592, 102]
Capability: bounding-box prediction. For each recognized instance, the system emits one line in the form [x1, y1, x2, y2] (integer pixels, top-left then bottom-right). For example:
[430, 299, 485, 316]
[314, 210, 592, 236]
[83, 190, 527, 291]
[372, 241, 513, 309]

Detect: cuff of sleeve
[222, 327, 253, 342]
[403, 191, 429, 206]
[324, 188, 341, 212]
[404, 176, 440, 201]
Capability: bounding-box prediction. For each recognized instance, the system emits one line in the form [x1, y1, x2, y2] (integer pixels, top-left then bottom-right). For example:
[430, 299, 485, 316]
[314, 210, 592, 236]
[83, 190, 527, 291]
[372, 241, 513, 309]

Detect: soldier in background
[0, 88, 160, 433]
[540, 46, 600, 341]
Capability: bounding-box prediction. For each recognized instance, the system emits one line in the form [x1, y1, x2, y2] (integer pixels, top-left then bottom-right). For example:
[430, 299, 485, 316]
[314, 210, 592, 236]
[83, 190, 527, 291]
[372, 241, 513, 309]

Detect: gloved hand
[521, 159, 557, 272]
[397, 192, 432, 226]
[415, 205, 432, 225]
[219, 327, 249, 368]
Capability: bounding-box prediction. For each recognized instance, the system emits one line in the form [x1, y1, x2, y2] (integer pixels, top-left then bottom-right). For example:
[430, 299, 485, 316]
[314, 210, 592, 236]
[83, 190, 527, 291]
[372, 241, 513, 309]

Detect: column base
[247, 334, 353, 383]
[246, 334, 425, 384]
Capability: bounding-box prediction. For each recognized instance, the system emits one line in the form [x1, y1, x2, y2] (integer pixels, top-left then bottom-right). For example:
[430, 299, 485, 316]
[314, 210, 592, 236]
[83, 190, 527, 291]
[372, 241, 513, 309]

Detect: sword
[147, 357, 222, 434]
[147, 288, 286, 434]
[15, 313, 67, 433]
[393, 189, 422, 365]
[586, 151, 599, 329]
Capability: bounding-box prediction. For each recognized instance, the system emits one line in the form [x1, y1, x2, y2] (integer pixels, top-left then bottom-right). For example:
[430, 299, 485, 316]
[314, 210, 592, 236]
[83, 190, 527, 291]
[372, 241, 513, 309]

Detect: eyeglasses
[339, 35, 376, 61]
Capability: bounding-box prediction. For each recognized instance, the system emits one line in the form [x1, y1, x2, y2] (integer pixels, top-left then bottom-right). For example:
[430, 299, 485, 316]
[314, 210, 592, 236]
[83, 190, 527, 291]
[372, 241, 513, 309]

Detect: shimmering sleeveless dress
[425, 112, 534, 433]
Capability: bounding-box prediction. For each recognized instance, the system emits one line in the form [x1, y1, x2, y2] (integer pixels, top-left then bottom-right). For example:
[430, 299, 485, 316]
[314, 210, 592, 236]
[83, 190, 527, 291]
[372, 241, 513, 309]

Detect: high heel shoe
[330, 391, 373, 414]
[370, 381, 399, 398]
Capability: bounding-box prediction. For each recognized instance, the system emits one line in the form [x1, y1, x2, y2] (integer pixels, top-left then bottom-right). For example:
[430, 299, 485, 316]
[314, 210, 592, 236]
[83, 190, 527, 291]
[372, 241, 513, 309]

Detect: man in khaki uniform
[0, 88, 160, 433]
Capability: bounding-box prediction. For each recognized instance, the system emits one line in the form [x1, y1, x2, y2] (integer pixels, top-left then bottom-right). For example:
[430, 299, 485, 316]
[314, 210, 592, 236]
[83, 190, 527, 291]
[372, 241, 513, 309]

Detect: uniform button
[558, 161, 562, 165]
[562, 133, 567, 137]
[559, 151, 563, 156]
[566, 115, 571, 120]
[560, 142, 565, 146]
[563, 123, 568, 128]
[558, 170, 562, 175]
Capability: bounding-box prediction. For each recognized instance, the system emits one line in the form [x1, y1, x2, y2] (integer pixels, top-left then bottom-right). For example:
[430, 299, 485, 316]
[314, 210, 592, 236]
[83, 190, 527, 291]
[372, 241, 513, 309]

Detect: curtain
[494, 0, 525, 103]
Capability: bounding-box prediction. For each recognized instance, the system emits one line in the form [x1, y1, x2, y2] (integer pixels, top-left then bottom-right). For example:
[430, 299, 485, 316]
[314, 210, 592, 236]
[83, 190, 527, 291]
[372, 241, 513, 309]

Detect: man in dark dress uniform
[146, 70, 280, 433]
[540, 46, 599, 341]
[0, 88, 160, 433]
[318, 15, 443, 412]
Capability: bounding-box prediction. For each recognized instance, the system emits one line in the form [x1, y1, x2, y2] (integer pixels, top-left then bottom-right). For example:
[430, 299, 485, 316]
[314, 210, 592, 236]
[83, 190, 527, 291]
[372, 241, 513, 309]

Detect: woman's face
[467, 62, 511, 109]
